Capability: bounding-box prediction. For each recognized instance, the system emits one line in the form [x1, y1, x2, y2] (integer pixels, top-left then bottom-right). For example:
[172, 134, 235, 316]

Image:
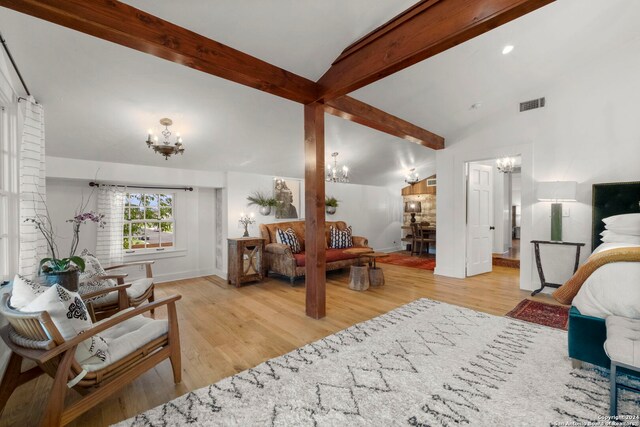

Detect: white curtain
[95, 186, 125, 267]
[18, 97, 47, 276]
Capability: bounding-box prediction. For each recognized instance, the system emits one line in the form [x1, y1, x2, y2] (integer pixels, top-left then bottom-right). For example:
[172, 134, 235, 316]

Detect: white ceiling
[0, 0, 637, 186]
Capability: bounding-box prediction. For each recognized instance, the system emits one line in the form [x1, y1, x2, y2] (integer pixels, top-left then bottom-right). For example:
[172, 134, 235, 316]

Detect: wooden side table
[227, 237, 265, 287]
[531, 240, 585, 296]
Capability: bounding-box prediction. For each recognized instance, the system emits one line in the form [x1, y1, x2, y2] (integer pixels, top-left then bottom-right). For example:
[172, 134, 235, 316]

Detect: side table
[531, 240, 585, 296]
[227, 237, 265, 287]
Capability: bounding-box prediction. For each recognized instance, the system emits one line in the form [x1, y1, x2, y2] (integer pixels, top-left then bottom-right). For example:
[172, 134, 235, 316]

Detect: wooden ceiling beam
[0, 0, 320, 104]
[317, 0, 555, 100]
[1, 0, 445, 148]
[325, 96, 444, 150]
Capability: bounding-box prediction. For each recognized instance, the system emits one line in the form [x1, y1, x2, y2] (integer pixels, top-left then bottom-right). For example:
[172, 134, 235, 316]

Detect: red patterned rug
[506, 299, 569, 330]
[376, 253, 436, 271]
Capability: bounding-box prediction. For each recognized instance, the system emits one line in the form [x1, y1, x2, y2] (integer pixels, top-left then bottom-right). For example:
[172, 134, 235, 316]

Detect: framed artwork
[274, 178, 301, 219]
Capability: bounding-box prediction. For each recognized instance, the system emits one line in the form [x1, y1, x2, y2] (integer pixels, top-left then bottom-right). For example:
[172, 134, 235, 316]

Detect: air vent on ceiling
[519, 97, 545, 112]
[426, 178, 436, 187]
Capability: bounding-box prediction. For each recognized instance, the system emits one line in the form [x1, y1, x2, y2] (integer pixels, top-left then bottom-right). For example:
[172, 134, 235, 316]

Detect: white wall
[224, 171, 403, 274]
[436, 36, 640, 291]
[46, 164, 221, 283]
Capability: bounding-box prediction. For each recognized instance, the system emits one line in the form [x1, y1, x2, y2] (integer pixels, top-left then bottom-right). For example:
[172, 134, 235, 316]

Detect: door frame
[454, 143, 534, 291]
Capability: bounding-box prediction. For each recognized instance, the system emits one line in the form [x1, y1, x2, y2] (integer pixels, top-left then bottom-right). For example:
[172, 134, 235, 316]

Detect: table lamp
[404, 201, 422, 223]
[537, 181, 577, 241]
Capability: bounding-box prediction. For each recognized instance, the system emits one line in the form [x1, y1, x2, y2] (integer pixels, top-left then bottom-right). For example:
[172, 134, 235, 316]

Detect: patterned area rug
[116, 299, 639, 426]
[376, 253, 436, 270]
[506, 299, 570, 330]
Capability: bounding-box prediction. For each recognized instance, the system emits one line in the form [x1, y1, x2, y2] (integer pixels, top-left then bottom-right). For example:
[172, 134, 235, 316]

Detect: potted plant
[325, 196, 339, 215]
[25, 199, 105, 292]
[247, 191, 278, 216]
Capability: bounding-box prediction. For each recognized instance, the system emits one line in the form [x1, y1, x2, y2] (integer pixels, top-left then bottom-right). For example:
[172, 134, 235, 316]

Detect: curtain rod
[89, 181, 194, 192]
[0, 32, 31, 97]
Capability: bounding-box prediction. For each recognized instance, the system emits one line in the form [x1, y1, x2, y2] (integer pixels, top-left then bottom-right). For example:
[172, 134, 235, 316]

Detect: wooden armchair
[0, 286, 181, 427]
[86, 260, 156, 320]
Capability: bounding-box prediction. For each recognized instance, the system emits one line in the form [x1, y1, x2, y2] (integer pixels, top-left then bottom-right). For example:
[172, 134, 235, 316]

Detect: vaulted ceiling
[0, 0, 637, 186]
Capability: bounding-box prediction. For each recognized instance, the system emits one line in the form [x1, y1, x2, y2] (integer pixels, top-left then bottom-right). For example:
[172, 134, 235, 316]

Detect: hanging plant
[247, 191, 278, 215]
[325, 196, 339, 215]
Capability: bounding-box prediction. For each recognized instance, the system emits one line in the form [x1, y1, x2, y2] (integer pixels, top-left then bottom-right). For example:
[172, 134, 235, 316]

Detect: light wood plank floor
[1, 264, 557, 426]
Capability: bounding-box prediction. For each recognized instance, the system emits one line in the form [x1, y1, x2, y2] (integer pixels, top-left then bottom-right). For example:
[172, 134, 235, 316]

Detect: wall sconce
[537, 181, 577, 241]
[404, 201, 422, 223]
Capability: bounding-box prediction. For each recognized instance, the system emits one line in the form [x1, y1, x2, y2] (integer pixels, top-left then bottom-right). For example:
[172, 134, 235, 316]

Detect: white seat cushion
[127, 278, 153, 299]
[82, 278, 153, 308]
[79, 309, 167, 372]
[604, 316, 640, 368]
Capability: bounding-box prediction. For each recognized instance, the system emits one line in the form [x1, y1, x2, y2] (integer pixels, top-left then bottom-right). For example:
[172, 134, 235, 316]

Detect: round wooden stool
[363, 253, 389, 287]
[348, 265, 370, 291]
[369, 268, 384, 287]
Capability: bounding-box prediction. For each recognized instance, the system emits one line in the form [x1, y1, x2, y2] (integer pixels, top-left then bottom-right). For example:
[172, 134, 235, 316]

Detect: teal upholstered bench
[569, 306, 609, 368]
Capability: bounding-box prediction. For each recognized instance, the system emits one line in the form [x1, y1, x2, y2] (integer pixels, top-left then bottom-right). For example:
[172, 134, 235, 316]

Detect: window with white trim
[0, 103, 19, 281]
[123, 192, 175, 253]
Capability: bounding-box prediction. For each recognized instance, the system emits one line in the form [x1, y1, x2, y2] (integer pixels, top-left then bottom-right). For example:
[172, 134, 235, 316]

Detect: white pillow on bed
[600, 230, 640, 244]
[602, 213, 640, 235]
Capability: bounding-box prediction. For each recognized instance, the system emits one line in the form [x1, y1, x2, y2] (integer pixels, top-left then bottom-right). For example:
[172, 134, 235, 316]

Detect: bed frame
[569, 181, 640, 369]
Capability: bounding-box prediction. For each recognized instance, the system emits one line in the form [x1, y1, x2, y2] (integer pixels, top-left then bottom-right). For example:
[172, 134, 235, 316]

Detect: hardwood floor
[0, 264, 557, 426]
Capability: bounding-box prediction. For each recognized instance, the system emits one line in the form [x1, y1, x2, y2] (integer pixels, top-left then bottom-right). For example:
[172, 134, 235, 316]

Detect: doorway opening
[465, 156, 521, 277]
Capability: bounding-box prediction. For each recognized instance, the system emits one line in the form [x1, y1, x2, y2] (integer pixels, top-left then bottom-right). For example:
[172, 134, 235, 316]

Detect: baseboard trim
[154, 268, 224, 284]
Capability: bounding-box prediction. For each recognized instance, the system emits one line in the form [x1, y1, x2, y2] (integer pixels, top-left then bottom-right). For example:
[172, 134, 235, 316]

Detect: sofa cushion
[276, 228, 302, 254]
[293, 249, 359, 267]
[329, 225, 353, 249]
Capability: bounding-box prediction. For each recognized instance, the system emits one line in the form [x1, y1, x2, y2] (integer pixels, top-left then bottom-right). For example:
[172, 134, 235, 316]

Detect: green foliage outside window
[123, 193, 174, 250]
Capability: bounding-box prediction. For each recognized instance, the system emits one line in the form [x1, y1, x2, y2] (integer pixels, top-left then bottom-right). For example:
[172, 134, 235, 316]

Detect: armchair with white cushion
[0, 284, 181, 427]
[79, 254, 156, 320]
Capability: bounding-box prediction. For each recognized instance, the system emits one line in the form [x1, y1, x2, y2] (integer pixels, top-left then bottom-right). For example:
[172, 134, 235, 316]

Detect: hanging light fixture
[496, 157, 515, 173]
[405, 168, 419, 184]
[146, 118, 185, 160]
[326, 152, 349, 183]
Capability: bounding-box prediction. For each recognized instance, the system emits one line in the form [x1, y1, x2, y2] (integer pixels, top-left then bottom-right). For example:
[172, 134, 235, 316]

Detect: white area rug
[116, 299, 640, 426]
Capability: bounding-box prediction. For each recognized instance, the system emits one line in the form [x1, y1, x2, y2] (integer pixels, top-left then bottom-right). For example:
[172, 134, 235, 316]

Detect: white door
[466, 163, 493, 276]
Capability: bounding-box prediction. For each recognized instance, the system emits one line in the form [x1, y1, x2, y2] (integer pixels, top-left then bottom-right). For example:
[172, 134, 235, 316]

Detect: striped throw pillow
[276, 228, 302, 253]
[329, 226, 353, 249]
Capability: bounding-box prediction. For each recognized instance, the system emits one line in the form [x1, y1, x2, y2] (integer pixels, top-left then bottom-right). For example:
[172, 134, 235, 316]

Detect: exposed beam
[325, 96, 444, 150]
[304, 102, 326, 319]
[0, 0, 319, 104]
[1, 0, 445, 149]
[317, 0, 555, 100]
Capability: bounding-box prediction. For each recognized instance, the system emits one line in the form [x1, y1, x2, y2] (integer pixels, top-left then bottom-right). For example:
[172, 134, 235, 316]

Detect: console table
[227, 237, 265, 287]
[531, 240, 585, 296]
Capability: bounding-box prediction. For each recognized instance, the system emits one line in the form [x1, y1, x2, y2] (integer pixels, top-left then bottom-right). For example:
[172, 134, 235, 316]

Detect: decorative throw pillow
[21, 284, 108, 363]
[78, 249, 117, 303]
[10, 274, 48, 310]
[276, 228, 302, 253]
[329, 225, 353, 249]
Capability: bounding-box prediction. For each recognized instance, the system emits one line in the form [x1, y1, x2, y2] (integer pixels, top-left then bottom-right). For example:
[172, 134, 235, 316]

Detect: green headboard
[592, 181, 640, 250]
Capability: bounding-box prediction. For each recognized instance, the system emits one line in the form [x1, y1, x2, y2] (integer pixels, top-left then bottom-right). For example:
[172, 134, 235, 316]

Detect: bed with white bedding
[572, 242, 640, 319]
[567, 181, 640, 368]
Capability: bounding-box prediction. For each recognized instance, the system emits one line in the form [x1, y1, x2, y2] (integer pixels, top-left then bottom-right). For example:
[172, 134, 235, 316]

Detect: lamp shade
[537, 181, 577, 202]
[404, 201, 422, 213]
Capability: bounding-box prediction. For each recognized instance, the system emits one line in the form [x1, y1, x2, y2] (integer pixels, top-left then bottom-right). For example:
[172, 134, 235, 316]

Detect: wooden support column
[304, 102, 326, 319]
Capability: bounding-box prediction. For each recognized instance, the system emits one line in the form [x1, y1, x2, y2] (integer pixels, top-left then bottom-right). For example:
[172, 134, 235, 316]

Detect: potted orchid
[25, 200, 105, 291]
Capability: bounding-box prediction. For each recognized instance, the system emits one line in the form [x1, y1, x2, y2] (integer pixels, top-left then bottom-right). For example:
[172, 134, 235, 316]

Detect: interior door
[466, 163, 493, 276]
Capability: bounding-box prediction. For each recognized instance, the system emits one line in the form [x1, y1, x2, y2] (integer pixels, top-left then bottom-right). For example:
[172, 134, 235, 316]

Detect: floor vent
[519, 97, 545, 112]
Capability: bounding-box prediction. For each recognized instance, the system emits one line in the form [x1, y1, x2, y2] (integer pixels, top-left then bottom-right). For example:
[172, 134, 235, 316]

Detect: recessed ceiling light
[502, 45, 514, 55]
